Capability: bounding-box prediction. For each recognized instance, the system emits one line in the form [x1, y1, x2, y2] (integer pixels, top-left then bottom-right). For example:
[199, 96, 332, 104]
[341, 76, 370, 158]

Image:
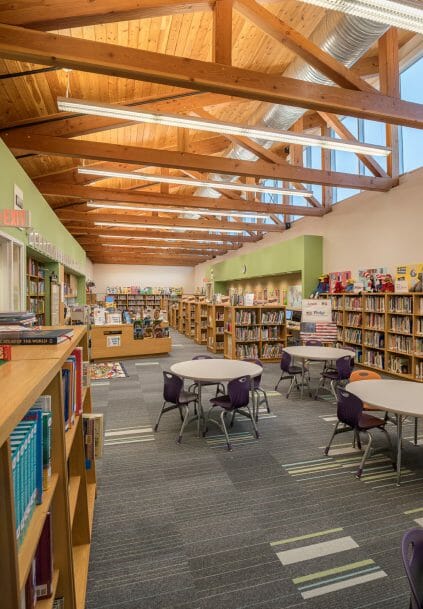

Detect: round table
[283, 346, 354, 399]
[170, 359, 263, 435]
[346, 379, 423, 485]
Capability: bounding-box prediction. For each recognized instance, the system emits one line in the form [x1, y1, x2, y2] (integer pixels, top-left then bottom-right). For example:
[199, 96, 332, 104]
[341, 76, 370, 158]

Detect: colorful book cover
[42, 412, 52, 491]
[72, 347, 83, 415]
[35, 512, 53, 599]
[23, 409, 43, 505]
[62, 368, 70, 431]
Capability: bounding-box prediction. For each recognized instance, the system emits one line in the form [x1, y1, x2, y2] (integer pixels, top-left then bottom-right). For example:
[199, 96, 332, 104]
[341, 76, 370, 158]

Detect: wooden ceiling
[0, 0, 422, 266]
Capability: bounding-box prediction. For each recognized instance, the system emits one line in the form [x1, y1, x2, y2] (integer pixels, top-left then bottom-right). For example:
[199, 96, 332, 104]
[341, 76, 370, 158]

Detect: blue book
[10, 437, 21, 541]
[23, 408, 43, 505]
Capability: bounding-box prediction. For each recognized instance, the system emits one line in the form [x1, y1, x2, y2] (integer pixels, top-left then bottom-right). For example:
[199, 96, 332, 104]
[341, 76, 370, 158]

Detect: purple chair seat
[358, 412, 386, 430]
[322, 370, 339, 380]
[288, 364, 303, 375]
[179, 390, 199, 404]
[210, 395, 233, 410]
[402, 528, 423, 609]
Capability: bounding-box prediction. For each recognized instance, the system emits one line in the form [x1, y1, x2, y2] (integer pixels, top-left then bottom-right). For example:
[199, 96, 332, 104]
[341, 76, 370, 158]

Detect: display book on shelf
[223, 305, 287, 362]
[0, 326, 99, 609]
[320, 292, 423, 381]
[207, 304, 225, 353]
[27, 257, 46, 326]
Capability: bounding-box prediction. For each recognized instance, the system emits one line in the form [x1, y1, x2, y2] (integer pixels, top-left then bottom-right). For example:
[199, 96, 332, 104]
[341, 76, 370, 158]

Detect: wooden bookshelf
[109, 293, 162, 311]
[207, 304, 225, 354]
[323, 292, 423, 382]
[223, 305, 286, 362]
[0, 326, 96, 609]
[178, 299, 188, 335]
[194, 302, 208, 345]
[27, 256, 46, 325]
[186, 302, 196, 340]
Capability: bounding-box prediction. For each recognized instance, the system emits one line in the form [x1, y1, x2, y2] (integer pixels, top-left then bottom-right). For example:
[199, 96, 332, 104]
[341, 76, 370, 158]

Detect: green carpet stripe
[293, 559, 375, 584]
[298, 566, 382, 591]
[270, 527, 343, 547]
[404, 507, 423, 514]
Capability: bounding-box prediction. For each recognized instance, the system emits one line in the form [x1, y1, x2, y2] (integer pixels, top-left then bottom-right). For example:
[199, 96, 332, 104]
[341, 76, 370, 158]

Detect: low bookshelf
[223, 305, 286, 362]
[0, 326, 96, 609]
[207, 304, 225, 354]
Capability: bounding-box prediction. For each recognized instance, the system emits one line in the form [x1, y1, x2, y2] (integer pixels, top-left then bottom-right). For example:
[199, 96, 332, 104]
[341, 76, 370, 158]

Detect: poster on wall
[300, 299, 337, 342]
[287, 285, 302, 309]
[396, 264, 423, 292]
[358, 267, 388, 292]
[301, 299, 332, 323]
[329, 271, 351, 293]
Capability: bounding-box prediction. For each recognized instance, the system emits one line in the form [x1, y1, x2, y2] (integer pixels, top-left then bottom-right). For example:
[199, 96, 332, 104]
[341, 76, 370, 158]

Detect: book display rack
[0, 326, 96, 609]
[324, 293, 423, 381]
[223, 305, 286, 362]
[207, 305, 225, 354]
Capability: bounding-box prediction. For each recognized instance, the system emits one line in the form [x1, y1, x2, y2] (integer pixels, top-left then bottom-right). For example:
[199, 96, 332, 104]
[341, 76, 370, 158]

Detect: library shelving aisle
[207, 304, 225, 354]
[194, 302, 208, 345]
[0, 326, 96, 609]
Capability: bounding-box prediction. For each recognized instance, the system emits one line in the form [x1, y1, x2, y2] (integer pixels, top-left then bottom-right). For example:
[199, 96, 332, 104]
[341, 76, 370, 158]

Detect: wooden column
[379, 28, 400, 178]
[213, 0, 232, 65]
[290, 117, 304, 167]
[321, 124, 333, 208]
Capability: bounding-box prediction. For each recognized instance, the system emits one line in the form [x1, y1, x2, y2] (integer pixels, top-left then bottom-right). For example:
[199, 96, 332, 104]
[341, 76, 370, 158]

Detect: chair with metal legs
[401, 528, 423, 609]
[275, 351, 305, 397]
[244, 358, 269, 421]
[154, 371, 199, 443]
[188, 355, 225, 397]
[315, 355, 352, 401]
[203, 375, 259, 451]
[324, 387, 392, 478]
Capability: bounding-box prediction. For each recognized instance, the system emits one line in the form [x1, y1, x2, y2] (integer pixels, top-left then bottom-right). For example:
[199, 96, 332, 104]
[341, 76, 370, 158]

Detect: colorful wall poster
[329, 271, 351, 293]
[396, 264, 423, 291]
[358, 268, 388, 292]
[287, 285, 302, 309]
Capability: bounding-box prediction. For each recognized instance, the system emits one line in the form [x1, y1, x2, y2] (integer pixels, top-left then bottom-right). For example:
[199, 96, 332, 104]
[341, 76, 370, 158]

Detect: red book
[35, 513, 53, 599]
[25, 559, 37, 608]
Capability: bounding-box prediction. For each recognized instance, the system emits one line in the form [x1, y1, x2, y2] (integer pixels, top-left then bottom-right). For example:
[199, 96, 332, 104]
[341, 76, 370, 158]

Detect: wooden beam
[213, 0, 232, 65]
[234, 0, 375, 93]
[0, 25, 422, 129]
[320, 125, 333, 209]
[64, 225, 262, 242]
[90, 257, 203, 266]
[2, 132, 397, 191]
[0, 1, 213, 31]
[379, 29, 400, 179]
[83, 245, 214, 257]
[55, 210, 284, 232]
[318, 112, 389, 178]
[77, 237, 238, 251]
[37, 183, 327, 216]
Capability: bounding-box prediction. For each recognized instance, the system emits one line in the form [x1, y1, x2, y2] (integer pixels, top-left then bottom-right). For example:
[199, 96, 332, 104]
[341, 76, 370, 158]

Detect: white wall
[194, 167, 423, 287]
[93, 263, 196, 294]
[85, 257, 94, 281]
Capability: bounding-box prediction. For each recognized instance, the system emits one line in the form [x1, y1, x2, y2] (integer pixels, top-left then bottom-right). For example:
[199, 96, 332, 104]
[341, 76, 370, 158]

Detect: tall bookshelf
[186, 302, 196, 339]
[207, 304, 225, 354]
[110, 293, 162, 311]
[27, 257, 46, 325]
[0, 326, 96, 609]
[224, 305, 286, 362]
[194, 302, 208, 345]
[324, 292, 423, 382]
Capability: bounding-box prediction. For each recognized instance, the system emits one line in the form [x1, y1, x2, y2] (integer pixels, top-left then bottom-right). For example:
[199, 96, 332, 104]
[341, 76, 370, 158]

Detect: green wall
[0, 140, 86, 267]
[207, 235, 323, 298]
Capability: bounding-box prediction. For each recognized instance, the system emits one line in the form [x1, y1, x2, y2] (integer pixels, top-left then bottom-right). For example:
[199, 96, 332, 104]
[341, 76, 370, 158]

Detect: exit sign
[0, 209, 31, 228]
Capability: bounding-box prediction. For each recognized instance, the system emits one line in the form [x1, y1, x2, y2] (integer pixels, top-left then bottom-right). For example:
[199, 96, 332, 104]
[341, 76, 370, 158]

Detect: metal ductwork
[195, 11, 388, 201]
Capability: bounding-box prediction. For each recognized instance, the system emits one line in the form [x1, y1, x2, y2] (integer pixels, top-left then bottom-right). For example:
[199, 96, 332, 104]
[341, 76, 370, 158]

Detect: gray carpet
[86, 330, 423, 609]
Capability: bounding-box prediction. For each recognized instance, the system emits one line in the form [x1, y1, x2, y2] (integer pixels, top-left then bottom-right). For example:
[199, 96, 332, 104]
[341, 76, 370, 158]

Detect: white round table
[346, 379, 423, 485]
[283, 346, 354, 399]
[170, 359, 262, 436]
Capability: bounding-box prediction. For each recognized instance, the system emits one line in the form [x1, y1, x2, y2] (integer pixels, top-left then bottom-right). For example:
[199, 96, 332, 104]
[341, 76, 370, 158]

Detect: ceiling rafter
[0, 26, 421, 129]
[62, 225, 263, 242]
[76, 236, 239, 251]
[2, 132, 396, 191]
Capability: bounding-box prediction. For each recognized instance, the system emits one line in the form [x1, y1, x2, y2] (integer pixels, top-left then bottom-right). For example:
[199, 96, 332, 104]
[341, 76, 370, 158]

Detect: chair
[349, 370, 383, 412]
[315, 355, 352, 400]
[244, 358, 270, 421]
[154, 371, 199, 443]
[275, 351, 307, 397]
[304, 339, 327, 375]
[324, 387, 392, 478]
[401, 528, 423, 609]
[188, 355, 225, 397]
[203, 375, 259, 451]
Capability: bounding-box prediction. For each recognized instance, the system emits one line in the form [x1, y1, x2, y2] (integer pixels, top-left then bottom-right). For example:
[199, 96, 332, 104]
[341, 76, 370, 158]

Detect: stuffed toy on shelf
[344, 278, 355, 293]
[311, 274, 329, 297]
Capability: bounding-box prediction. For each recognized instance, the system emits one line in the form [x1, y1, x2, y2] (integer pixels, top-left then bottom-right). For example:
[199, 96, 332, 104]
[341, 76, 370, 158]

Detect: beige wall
[94, 263, 196, 295]
[194, 166, 423, 288]
[225, 272, 302, 297]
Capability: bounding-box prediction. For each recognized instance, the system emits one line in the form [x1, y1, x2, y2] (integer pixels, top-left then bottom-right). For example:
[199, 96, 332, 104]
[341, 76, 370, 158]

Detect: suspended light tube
[59, 97, 391, 156]
[94, 221, 249, 234]
[87, 202, 270, 219]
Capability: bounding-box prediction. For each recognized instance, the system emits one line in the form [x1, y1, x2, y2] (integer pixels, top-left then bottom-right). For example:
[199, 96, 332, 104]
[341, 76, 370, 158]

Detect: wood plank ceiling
[0, 0, 421, 266]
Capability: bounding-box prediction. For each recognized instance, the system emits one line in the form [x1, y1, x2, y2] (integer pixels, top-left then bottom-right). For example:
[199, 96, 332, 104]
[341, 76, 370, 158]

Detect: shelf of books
[223, 305, 286, 362]
[186, 302, 196, 340]
[0, 326, 99, 609]
[324, 293, 423, 381]
[109, 293, 163, 311]
[194, 303, 208, 345]
[27, 257, 46, 325]
[169, 303, 180, 330]
[178, 300, 188, 335]
[207, 305, 225, 354]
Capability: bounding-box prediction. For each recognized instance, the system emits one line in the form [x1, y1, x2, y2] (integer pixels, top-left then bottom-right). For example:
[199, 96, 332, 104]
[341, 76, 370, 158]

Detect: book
[0, 328, 73, 345]
[42, 412, 52, 491]
[22, 408, 43, 505]
[25, 559, 37, 608]
[83, 413, 104, 459]
[72, 347, 84, 415]
[35, 512, 53, 599]
[62, 368, 71, 431]
[0, 345, 12, 360]
[0, 311, 36, 326]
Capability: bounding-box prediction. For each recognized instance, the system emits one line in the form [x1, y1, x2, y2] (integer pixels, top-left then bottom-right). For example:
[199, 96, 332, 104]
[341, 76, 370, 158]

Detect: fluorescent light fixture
[295, 0, 423, 35]
[78, 167, 312, 197]
[87, 202, 269, 219]
[94, 221, 249, 234]
[101, 244, 219, 250]
[97, 234, 227, 244]
[58, 97, 391, 156]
